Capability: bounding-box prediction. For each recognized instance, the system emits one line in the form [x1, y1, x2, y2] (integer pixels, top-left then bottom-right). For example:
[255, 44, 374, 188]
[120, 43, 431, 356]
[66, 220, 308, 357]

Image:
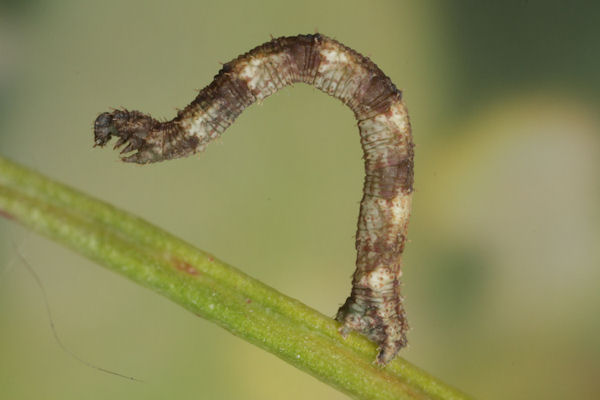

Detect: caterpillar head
[93, 110, 160, 163]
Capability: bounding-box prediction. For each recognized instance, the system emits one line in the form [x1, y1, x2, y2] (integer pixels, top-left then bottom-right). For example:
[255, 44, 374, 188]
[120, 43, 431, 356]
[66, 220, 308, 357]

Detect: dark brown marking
[356, 75, 400, 115]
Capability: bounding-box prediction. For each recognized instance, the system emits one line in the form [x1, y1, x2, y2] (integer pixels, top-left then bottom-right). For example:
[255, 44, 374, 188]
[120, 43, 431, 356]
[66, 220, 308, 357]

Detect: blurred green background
[1, 1, 599, 399]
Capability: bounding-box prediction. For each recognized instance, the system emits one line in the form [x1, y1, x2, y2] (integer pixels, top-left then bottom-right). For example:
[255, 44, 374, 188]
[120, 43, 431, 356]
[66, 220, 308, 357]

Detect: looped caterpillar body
[94, 33, 414, 364]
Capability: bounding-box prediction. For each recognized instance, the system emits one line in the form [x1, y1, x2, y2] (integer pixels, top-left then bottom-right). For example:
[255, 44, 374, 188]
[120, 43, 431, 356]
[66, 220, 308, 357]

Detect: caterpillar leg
[335, 267, 408, 365]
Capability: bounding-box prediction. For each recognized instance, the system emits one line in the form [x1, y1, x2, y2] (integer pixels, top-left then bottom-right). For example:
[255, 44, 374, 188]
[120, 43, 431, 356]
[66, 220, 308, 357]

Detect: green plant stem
[0, 156, 471, 400]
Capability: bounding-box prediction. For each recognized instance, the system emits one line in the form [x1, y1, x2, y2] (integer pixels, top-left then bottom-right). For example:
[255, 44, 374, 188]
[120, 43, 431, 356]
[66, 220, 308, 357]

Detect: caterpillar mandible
[93, 34, 414, 364]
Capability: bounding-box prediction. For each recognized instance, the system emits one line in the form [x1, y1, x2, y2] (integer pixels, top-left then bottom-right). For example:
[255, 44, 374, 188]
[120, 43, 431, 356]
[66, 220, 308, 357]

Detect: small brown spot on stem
[172, 259, 200, 276]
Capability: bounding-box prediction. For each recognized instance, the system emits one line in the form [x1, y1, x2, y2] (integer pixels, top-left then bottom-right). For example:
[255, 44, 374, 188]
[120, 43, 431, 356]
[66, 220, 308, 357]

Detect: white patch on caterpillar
[239, 58, 264, 89]
[366, 266, 395, 291]
[389, 195, 412, 226]
[239, 55, 287, 98]
[182, 111, 208, 139]
[360, 105, 409, 139]
[387, 102, 410, 134]
[181, 103, 229, 140]
[359, 118, 396, 144]
[318, 48, 350, 71]
[315, 46, 355, 95]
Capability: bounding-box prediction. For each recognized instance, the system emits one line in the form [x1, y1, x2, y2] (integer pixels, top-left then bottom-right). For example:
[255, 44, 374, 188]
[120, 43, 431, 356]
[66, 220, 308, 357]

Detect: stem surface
[0, 156, 470, 400]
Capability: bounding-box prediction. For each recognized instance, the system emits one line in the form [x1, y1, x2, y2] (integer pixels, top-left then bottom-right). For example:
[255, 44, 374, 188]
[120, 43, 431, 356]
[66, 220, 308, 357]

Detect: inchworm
[93, 33, 414, 364]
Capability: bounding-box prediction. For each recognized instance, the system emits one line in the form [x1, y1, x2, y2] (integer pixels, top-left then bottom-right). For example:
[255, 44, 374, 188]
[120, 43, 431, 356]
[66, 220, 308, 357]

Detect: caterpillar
[93, 33, 414, 365]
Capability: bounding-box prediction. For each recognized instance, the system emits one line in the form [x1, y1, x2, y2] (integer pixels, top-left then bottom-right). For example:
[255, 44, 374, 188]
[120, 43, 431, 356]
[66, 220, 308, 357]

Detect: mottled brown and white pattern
[93, 34, 414, 364]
